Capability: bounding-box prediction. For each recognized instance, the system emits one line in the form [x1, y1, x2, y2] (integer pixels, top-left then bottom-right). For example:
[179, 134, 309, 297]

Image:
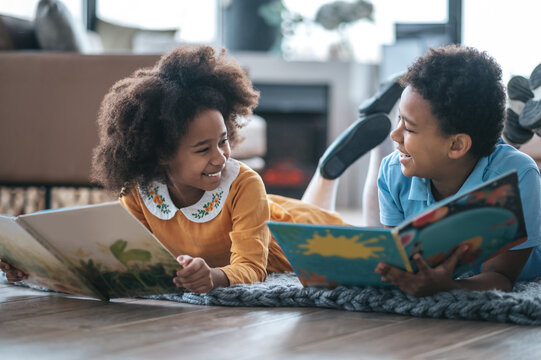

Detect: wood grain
[0, 283, 539, 359]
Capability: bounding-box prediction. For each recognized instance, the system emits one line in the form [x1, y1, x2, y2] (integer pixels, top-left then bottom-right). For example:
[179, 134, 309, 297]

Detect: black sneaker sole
[503, 108, 533, 145]
[530, 63, 541, 90]
[507, 76, 533, 102]
[358, 74, 404, 115]
[519, 100, 541, 129]
[319, 113, 391, 179]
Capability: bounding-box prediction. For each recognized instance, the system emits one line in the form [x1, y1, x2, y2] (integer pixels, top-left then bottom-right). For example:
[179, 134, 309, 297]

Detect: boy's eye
[195, 147, 209, 153]
[220, 138, 229, 146]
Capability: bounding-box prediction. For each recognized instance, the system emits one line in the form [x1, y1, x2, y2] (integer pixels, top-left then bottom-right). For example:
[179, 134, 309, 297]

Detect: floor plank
[1, 284, 540, 359]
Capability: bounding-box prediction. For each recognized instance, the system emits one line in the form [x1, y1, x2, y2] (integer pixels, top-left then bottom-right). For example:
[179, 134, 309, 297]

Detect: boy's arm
[457, 247, 532, 291]
[375, 247, 532, 296]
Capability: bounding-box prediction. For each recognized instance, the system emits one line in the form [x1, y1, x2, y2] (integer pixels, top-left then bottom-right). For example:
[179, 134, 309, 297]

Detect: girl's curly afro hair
[401, 45, 506, 158]
[91, 45, 259, 194]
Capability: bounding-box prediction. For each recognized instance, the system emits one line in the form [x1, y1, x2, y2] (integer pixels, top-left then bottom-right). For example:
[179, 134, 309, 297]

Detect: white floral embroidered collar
[138, 158, 240, 223]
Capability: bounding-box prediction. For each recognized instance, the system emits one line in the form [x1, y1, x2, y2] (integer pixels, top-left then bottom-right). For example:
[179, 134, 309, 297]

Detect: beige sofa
[0, 52, 161, 186]
[0, 52, 265, 187]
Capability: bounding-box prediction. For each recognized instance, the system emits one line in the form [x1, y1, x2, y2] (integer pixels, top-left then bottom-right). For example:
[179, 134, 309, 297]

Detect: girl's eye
[220, 138, 229, 146]
[196, 148, 209, 154]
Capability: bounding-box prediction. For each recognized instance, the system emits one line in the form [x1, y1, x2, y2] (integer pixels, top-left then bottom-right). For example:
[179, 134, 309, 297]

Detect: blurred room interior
[1, 0, 540, 223]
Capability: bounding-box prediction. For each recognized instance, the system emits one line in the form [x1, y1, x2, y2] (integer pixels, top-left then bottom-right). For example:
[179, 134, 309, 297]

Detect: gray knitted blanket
[4, 273, 541, 324]
[147, 273, 541, 325]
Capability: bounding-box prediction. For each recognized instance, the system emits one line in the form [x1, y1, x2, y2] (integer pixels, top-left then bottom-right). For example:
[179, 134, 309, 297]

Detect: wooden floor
[2, 283, 541, 359]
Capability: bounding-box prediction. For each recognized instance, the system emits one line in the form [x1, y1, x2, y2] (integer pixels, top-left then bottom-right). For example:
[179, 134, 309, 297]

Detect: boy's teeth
[206, 172, 220, 177]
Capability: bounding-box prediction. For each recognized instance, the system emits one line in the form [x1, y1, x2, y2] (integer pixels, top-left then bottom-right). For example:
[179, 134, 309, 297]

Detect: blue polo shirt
[377, 143, 541, 281]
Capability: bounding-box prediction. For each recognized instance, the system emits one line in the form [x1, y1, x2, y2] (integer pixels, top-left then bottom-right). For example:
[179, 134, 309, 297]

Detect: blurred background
[2, 0, 539, 81]
[1, 0, 540, 215]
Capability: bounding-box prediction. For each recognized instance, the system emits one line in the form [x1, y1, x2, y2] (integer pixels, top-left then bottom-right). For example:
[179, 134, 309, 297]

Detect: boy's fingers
[381, 266, 410, 286]
[443, 245, 468, 271]
[413, 253, 431, 273]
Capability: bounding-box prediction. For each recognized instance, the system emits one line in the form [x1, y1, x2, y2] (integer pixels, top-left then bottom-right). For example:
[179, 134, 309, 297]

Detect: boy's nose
[390, 125, 402, 143]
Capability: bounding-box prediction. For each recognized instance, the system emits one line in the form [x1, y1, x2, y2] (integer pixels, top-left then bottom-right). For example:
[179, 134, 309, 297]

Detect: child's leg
[301, 173, 339, 212]
[302, 75, 404, 213]
[361, 102, 399, 226]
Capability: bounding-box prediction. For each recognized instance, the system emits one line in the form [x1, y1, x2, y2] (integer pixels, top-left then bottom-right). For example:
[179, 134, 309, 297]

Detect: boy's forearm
[451, 271, 515, 292]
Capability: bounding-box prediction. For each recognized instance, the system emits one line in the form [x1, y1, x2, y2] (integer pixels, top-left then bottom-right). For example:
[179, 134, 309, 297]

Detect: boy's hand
[374, 245, 469, 297]
[173, 255, 216, 294]
[0, 260, 29, 283]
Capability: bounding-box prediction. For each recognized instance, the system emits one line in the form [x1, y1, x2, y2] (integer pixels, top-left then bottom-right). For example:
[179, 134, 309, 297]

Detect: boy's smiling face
[391, 85, 454, 180]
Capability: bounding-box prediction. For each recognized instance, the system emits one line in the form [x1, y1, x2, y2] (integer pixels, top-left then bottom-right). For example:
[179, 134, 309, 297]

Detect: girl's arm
[218, 168, 272, 285]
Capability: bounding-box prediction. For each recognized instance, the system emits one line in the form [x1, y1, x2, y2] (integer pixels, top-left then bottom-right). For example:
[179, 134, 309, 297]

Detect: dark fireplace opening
[254, 84, 328, 199]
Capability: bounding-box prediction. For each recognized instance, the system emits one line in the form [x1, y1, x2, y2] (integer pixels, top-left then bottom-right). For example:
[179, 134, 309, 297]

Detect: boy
[373, 45, 541, 296]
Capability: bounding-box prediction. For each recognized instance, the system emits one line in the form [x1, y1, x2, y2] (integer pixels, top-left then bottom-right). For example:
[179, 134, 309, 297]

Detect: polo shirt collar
[406, 155, 489, 205]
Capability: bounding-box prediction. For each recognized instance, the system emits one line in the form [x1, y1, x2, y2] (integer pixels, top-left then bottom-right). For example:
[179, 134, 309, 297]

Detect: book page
[267, 222, 403, 287]
[19, 201, 181, 299]
[0, 215, 99, 298]
[397, 171, 527, 276]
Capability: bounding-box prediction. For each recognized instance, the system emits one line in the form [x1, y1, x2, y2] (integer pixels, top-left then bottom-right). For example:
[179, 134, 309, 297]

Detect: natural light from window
[0, 0, 540, 81]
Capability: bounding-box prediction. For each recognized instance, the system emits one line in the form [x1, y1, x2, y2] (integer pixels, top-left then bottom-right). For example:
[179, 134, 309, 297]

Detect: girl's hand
[374, 245, 469, 297]
[173, 255, 215, 294]
[0, 260, 29, 283]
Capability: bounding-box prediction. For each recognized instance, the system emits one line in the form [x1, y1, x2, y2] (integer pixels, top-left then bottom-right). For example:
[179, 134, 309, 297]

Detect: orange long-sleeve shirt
[120, 160, 345, 285]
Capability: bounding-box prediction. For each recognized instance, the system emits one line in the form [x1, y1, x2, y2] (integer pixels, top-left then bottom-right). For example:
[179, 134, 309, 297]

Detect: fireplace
[254, 83, 329, 198]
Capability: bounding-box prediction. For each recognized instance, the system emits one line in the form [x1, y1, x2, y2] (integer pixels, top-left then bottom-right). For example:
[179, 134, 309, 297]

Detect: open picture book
[267, 171, 527, 288]
[0, 201, 181, 300]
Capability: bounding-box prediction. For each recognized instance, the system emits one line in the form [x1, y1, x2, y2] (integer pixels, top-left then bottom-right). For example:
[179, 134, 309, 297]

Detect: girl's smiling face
[163, 108, 231, 207]
[391, 86, 454, 180]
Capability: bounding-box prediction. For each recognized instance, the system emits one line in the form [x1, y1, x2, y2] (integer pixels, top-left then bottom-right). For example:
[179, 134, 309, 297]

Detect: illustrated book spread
[0, 201, 181, 300]
[267, 171, 527, 288]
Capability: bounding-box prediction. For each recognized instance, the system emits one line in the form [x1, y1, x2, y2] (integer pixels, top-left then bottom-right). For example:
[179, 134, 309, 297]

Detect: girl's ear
[448, 133, 472, 159]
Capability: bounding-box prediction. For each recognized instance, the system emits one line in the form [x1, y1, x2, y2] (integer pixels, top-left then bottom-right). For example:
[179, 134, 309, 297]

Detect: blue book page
[397, 171, 527, 277]
[267, 222, 407, 287]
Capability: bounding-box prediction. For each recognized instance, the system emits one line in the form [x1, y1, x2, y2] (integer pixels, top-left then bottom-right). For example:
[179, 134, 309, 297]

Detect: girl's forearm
[210, 268, 230, 289]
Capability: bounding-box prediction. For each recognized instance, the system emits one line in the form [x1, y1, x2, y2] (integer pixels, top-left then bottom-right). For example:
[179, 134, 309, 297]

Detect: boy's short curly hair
[401, 45, 506, 158]
[91, 45, 259, 194]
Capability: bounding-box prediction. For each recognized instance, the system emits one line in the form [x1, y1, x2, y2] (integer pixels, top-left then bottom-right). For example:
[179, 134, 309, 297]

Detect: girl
[0, 45, 391, 293]
[87, 45, 370, 294]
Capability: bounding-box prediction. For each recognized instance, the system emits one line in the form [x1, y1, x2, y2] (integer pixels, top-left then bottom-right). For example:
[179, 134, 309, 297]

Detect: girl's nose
[211, 147, 228, 165]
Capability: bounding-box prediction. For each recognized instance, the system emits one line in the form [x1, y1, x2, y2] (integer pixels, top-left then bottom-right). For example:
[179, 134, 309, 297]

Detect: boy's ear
[448, 133, 472, 159]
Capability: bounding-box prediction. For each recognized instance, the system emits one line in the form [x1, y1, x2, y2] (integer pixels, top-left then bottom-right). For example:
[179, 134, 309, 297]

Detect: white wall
[234, 52, 379, 208]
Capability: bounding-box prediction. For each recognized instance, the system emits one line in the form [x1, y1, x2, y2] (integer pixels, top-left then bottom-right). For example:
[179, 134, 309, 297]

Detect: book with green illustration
[267, 171, 527, 288]
[0, 201, 181, 300]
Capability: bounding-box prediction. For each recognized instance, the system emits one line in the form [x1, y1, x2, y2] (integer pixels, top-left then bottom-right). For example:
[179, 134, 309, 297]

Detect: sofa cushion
[34, 0, 88, 51]
[0, 15, 40, 50]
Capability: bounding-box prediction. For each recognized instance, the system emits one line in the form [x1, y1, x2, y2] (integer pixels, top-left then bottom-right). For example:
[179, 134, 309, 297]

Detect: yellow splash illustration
[298, 231, 385, 259]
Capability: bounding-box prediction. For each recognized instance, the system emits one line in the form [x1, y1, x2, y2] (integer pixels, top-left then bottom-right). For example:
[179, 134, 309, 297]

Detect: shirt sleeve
[512, 166, 541, 250]
[377, 154, 405, 227]
[218, 169, 271, 285]
[119, 189, 152, 232]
